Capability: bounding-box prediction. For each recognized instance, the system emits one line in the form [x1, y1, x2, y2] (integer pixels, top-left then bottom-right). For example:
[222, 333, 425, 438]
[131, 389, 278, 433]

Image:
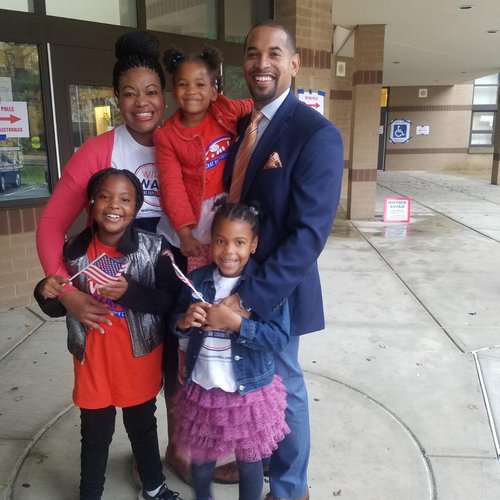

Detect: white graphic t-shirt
[191, 269, 240, 392]
[111, 124, 162, 219]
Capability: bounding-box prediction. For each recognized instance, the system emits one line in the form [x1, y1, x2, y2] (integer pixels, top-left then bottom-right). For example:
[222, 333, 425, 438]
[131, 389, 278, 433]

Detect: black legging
[191, 459, 263, 500]
[79, 398, 164, 499]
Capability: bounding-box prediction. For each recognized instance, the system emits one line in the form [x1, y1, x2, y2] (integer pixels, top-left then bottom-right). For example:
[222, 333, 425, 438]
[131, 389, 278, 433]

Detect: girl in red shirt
[35, 168, 182, 500]
[154, 45, 252, 275]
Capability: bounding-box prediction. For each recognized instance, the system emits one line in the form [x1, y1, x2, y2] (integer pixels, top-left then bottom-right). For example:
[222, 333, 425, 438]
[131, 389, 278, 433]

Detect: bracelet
[236, 293, 252, 312]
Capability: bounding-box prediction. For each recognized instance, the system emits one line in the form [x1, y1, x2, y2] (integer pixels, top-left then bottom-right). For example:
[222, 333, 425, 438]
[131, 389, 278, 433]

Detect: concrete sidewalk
[1, 170, 500, 499]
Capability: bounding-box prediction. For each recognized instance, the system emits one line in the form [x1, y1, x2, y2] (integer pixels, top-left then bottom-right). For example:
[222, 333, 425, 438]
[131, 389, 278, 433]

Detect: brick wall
[330, 55, 353, 203]
[347, 25, 385, 219]
[276, 0, 339, 189]
[275, 0, 334, 119]
[0, 207, 44, 309]
[385, 84, 492, 174]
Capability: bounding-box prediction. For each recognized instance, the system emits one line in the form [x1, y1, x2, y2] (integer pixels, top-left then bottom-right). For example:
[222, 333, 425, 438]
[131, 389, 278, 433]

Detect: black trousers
[161, 243, 187, 397]
[79, 398, 164, 500]
[191, 460, 263, 500]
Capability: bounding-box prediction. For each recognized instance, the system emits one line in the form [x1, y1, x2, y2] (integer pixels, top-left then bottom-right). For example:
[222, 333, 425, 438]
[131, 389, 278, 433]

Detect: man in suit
[222, 21, 344, 500]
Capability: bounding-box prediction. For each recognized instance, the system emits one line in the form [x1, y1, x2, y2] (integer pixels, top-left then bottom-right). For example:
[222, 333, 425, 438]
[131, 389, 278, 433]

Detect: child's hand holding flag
[67, 253, 130, 307]
[67, 253, 129, 298]
[38, 274, 71, 299]
[75, 254, 129, 286]
[98, 276, 129, 301]
[161, 248, 207, 303]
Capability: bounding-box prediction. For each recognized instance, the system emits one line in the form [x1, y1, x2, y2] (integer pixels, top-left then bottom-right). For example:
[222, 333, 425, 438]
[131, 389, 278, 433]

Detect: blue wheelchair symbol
[393, 125, 407, 138]
[390, 121, 411, 143]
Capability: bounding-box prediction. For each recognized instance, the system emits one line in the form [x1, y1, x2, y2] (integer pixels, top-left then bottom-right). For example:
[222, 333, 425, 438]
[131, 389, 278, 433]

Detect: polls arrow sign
[0, 114, 21, 124]
[307, 102, 320, 109]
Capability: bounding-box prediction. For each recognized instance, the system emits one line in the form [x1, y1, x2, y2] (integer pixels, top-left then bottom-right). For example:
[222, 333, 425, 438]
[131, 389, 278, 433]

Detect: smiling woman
[37, 30, 167, 282]
[116, 67, 165, 147]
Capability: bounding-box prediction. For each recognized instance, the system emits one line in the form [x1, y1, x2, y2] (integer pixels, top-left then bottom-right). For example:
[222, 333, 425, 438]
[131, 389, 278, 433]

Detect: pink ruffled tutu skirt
[172, 375, 290, 464]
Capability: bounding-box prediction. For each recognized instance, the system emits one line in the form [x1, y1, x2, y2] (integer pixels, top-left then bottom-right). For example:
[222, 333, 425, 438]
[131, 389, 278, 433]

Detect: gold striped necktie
[228, 110, 264, 202]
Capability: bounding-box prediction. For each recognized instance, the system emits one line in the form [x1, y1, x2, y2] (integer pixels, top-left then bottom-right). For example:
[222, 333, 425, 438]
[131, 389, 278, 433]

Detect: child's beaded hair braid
[211, 198, 261, 238]
[163, 44, 223, 90]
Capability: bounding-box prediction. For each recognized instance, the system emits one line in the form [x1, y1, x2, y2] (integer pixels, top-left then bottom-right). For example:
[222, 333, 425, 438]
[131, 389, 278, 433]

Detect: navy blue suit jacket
[224, 91, 344, 335]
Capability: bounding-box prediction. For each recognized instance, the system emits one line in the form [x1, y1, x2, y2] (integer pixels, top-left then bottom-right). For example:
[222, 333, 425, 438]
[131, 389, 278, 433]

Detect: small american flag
[162, 249, 206, 302]
[80, 254, 129, 286]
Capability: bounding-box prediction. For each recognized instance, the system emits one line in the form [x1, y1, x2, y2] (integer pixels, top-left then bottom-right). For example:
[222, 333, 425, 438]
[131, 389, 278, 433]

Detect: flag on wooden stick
[70, 254, 129, 286]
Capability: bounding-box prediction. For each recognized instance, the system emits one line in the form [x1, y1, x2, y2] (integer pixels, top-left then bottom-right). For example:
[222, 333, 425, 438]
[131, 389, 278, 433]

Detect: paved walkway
[1, 170, 500, 499]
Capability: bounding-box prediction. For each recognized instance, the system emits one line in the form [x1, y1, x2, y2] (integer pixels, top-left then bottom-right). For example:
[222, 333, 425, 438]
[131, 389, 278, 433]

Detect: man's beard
[249, 87, 276, 104]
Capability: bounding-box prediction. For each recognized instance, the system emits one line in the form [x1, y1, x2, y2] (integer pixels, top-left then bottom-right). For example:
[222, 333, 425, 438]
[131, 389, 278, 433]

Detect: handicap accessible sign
[389, 119, 411, 144]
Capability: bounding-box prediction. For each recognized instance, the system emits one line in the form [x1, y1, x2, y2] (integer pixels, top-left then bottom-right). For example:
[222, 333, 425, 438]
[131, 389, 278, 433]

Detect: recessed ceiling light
[459, 5, 473, 9]
[487, 30, 498, 34]
[393, 61, 400, 64]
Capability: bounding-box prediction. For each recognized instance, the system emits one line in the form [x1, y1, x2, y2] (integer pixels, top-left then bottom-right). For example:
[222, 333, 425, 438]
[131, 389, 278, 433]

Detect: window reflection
[0, 0, 34, 12]
[45, 0, 136, 27]
[471, 111, 494, 131]
[146, 0, 217, 39]
[469, 73, 499, 148]
[69, 85, 121, 152]
[0, 41, 48, 202]
[473, 86, 498, 106]
[223, 66, 251, 99]
[224, 0, 271, 43]
[470, 133, 493, 146]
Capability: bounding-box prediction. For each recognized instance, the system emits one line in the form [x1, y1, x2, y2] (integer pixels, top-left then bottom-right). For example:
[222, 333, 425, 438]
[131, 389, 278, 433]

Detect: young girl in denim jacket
[171, 200, 290, 500]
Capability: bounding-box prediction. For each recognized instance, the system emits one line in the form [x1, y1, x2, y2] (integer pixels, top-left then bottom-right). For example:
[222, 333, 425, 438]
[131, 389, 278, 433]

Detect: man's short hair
[244, 20, 297, 55]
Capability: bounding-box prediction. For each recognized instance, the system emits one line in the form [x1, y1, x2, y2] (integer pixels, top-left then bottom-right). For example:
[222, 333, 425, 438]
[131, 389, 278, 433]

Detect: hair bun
[115, 31, 160, 60]
[200, 44, 222, 71]
[163, 46, 186, 74]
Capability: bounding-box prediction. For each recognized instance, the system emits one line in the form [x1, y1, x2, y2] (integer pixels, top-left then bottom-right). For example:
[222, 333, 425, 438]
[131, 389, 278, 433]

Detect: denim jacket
[171, 259, 290, 395]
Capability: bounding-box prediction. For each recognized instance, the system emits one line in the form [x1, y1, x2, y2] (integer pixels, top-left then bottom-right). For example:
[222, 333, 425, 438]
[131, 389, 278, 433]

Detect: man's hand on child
[39, 275, 70, 299]
[59, 289, 112, 334]
[177, 302, 212, 330]
[178, 228, 203, 257]
[202, 303, 242, 333]
[98, 276, 128, 301]
[221, 294, 251, 319]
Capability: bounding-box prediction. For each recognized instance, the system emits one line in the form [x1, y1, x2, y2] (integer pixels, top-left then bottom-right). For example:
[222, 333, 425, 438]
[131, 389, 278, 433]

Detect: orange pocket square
[263, 152, 283, 169]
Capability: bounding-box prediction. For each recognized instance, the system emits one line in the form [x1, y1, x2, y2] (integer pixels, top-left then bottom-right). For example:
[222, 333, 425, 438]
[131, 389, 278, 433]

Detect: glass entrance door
[49, 43, 118, 174]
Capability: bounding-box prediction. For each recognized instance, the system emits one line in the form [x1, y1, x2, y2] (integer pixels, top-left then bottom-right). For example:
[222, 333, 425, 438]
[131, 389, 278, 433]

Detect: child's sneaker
[138, 483, 182, 500]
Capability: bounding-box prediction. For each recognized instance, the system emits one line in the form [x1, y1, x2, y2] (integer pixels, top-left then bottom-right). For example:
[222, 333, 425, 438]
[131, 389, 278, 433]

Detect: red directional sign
[0, 114, 21, 124]
[0, 102, 29, 137]
[297, 89, 325, 115]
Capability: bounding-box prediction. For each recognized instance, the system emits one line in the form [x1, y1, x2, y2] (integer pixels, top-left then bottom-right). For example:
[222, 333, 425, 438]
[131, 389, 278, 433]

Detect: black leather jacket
[34, 225, 180, 361]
